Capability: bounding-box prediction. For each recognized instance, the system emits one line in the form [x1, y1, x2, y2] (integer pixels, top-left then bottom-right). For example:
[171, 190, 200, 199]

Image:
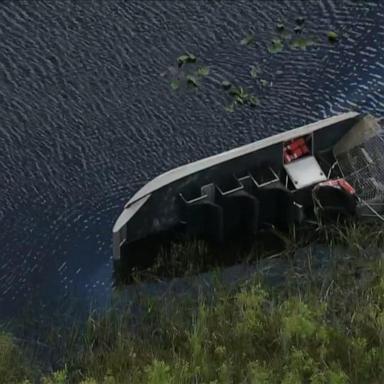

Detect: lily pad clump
[294, 25, 302, 34]
[276, 21, 292, 40]
[196, 66, 210, 77]
[221, 80, 232, 90]
[186, 74, 199, 88]
[177, 52, 197, 67]
[250, 65, 269, 86]
[276, 23, 285, 32]
[327, 31, 338, 43]
[250, 64, 261, 79]
[185, 67, 210, 88]
[167, 54, 210, 90]
[170, 79, 181, 91]
[223, 83, 259, 112]
[270, 16, 338, 54]
[240, 33, 256, 46]
[268, 38, 284, 54]
[290, 37, 316, 50]
[269, 16, 321, 54]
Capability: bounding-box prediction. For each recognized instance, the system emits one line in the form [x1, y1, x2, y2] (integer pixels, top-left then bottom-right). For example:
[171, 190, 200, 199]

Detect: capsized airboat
[113, 112, 384, 261]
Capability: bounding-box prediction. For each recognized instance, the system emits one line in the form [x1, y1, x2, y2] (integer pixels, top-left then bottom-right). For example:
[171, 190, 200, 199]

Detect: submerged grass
[2, 222, 384, 383]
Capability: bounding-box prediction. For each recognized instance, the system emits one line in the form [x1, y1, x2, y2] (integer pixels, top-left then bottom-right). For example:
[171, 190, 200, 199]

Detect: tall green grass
[0, 333, 38, 383]
[2, 222, 384, 383]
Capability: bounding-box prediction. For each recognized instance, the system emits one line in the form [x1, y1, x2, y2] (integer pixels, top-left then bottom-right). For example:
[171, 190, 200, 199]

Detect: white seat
[284, 156, 327, 189]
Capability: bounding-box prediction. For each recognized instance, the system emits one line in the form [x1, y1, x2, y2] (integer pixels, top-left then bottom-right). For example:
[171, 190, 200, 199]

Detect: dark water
[1, 0, 384, 321]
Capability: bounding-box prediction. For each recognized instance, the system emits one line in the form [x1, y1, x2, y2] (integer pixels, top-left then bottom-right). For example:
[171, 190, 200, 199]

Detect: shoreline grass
[2, 221, 384, 383]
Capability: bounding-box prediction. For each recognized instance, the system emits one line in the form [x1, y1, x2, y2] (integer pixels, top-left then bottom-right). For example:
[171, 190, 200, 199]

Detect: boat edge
[126, 112, 360, 207]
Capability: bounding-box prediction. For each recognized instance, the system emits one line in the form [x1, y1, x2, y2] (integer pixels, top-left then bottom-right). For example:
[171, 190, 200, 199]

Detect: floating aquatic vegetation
[224, 84, 259, 111]
[169, 20, 336, 96]
[186, 74, 199, 88]
[294, 25, 302, 34]
[268, 38, 284, 54]
[197, 66, 210, 77]
[280, 31, 292, 40]
[240, 33, 256, 46]
[229, 86, 248, 98]
[177, 53, 197, 67]
[221, 80, 232, 90]
[327, 31, 338, 43]
[276, 23, 285, 32]
[268, 16, 325, 54]
[276, 20, 292, 40]
[250, 64, 261, 79]
[170, 79, 180, 91]
[290, 37, 316, 50]
[168, 54, 210, 90]
[248, 95, 260, 107]
[224, 102, 236, 113]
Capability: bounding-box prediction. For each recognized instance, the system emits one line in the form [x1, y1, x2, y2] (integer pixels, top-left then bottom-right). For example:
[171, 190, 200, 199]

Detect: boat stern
[112, 194, 151, 260]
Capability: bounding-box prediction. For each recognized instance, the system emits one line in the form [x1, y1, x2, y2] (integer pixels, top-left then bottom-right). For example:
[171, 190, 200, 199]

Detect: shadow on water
[113, 229, 300, 285]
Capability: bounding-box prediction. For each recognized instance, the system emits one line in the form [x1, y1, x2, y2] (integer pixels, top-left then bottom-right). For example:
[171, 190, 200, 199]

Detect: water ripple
[0, 0, 383, 320]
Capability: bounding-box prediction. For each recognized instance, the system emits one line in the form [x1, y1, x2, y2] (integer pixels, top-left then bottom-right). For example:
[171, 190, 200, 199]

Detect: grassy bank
[2, 223, 384, 384]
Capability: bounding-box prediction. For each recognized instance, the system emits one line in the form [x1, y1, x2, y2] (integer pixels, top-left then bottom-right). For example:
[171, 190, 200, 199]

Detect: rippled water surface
[1, 0, 384, 321]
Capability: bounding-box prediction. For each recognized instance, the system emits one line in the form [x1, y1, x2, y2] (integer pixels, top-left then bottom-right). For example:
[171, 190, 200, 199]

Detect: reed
[2, 222, 384, 384]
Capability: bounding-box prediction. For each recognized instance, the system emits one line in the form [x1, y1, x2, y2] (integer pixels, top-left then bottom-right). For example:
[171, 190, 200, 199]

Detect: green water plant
[224, 102, 237, 113]
[168, 54, 210, 91]
[328, 31, 338, 43]
[186, 74, 199, 88]
[170, 79, 180, 91]
[240, 33, 256, 46]
[250, 64, 261, 79]
[196, 66, 210, 77]
[248, 95, 260, 106]
[224, 84, 260, 112]
[294, 25, 303, 34]
[290, 36, 316, 50]
[221, 80, 232, 90]
[276, 23, 285, 32]
[276, 20, 292, 40]
[268, 16, 339, 54]
[177, 52, 197, 67]
[268, 38, 284, 54]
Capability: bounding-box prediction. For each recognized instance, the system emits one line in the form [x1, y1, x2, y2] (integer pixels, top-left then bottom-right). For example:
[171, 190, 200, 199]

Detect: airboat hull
[113, 112, 382, 262]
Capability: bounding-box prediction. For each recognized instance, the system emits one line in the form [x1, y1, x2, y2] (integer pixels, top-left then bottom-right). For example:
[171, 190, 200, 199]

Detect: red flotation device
[284, 137, 310, 163]
[312, 178, 357, 216]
